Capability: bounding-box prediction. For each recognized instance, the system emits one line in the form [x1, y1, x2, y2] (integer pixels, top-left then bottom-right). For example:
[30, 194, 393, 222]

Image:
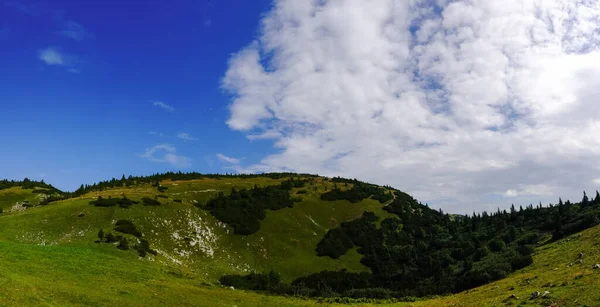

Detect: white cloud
[141, 144, 191, 168]
[149, 131, 164, 137]
[177, 132, 198, 141]
[39, 47, 64, 65]
[216, 153, 240, 165]
[503, 189, 519, 198]
[57, 21, 93, 41]
[502, 185, 555, 198]
[153, 101, 175, 113]
[223, 0, 600, 213]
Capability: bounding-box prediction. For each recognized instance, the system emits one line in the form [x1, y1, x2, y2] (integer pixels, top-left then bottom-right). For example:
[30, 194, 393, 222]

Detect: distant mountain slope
[2, 173, 600, 306]
[0, 175, 394, 282]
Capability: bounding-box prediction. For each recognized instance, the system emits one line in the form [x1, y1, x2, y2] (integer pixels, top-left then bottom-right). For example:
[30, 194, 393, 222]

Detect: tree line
[202, 178, 307, 235]
[222, 189, 600, 299]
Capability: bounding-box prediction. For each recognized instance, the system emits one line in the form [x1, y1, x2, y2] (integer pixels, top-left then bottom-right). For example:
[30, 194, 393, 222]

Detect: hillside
[0, 175, 394, 283]
[1, 174, 600, 306]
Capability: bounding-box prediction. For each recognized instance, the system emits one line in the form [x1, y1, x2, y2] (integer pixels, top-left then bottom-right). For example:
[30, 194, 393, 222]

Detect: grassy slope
[0, 177, 393, 284]
[1, 221, 600, 306]
[4, 176, 598, 306]
[0, 187, 42, 211]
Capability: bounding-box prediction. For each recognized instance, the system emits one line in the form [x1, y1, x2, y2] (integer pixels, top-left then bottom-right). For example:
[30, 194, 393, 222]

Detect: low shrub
[142, 197, 161, 206]
[114, 219, 143, 237]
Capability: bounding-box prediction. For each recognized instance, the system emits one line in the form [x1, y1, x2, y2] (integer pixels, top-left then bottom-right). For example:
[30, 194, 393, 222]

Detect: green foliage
[219, 270, 283, 291]
[289, 190, 600, 299]
[316, 212, 378, 258]
[0, 178, 62, 194]
[105, 232, 117, 243]
[117, 237, 130, 250]
[114, 220, 142, 238]
[204, 178, 306, 235]
[89, 196, 139, 208]
[133, 238, 157, 257]
[97, 229, 105, 241]
[66, 171, 317, 197]
[320, 180, 392, 204]
[141, 197, 161, 206]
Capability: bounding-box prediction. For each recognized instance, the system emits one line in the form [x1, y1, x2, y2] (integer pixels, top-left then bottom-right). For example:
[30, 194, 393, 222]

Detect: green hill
[1, 173, 600, 306]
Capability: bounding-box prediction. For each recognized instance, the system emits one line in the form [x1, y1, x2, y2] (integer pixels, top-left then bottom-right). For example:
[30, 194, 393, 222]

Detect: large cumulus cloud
[222, 0, 600, 213]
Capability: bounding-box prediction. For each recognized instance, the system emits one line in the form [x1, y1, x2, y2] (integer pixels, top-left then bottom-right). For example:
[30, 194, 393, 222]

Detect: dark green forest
[202, 178, 307, 235]
[222, 186, 600, 299]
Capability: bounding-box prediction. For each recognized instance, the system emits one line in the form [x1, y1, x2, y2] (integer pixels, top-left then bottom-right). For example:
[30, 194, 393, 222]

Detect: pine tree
[582, 191, 589, 206]
[117, 237, 130, 250]
[97, 229, 105, 242]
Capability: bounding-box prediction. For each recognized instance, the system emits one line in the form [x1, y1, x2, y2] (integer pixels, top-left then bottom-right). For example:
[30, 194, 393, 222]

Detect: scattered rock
[531, 291, 540, 299]
[578, 259, 584, 264]
[593, 264, 600, 269]
[78, 212, 85, 217]
[229, 286, 235, 290]
[542, 290, 550, 297]
[579, 252, 585, 259]
[509, 294, 518, 299]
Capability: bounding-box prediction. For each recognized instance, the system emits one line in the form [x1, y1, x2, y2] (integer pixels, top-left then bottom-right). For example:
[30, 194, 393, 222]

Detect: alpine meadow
[2, 0, 600, 306]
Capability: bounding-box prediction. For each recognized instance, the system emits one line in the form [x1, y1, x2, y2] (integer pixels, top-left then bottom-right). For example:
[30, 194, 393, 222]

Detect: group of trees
[97, 220, 156, 257]
[220, 270, 282, 292]
[204, 178, 307, 235]
[0, 178, 61, 193]
[89, 196, 139, 208]
[68, 172, 317, 197]
[320, 180, 393, 204]
[223, 188, 600, 299]
[1, 172, 318, 209]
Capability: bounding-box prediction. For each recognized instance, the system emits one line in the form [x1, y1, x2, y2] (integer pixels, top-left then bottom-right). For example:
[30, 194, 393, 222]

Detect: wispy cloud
[39, 47, 65, 65]
[177, 132, 198, 141]
[216, 153, 240, 165]
[57, 20, 93, 41]
[141, 144, 191, 168]
[149, 131, 164, 137]
[153, 101, 175, 113]
[4, 1, 39, 15]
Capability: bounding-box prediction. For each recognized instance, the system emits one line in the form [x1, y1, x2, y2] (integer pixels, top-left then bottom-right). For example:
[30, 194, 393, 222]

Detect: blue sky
[0, 0, 273, 191]
[2, 0, 600, 213]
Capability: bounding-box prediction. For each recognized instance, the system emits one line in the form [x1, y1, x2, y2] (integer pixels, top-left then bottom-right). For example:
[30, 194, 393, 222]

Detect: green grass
[4, 176, 600, 306]
[0, 177, 393, 286]
[0, 187, 41, 211]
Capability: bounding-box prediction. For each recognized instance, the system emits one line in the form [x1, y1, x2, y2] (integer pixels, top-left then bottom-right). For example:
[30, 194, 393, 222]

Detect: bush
[89, 196, 138, 208]
[134, 238, 156, 257]
[117, 237, 130, 250]
[142, 197, 161, 206]
[105, 232, 117, 243]
[220, 270, 282, 291]
[114, 219, 143, 237]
